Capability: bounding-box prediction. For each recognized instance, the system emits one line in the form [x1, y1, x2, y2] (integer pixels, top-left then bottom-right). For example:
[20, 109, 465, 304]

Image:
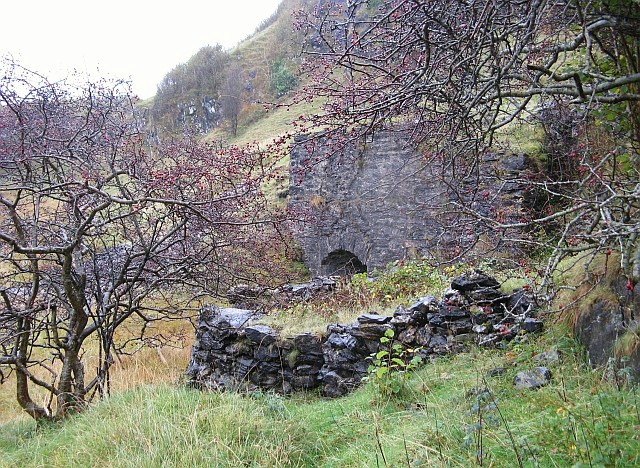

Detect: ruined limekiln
[288, 131, 530, 276]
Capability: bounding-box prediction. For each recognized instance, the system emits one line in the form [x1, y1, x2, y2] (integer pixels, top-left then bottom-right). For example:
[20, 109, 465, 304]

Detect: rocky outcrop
[288, 132, 532, 276]
[175, 96, 221, 133]
[574, 276, 640, 380]
[186, 271, 542, 397]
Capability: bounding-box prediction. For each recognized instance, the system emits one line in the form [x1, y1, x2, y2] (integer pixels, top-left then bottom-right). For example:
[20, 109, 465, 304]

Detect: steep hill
[1, 1, 637, 456]
[147, 0, 309, 140]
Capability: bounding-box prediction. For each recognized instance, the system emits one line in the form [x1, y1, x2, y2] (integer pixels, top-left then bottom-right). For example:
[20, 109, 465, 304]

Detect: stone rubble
[186, 270, 543, 397]
[226, 276, 339, 309]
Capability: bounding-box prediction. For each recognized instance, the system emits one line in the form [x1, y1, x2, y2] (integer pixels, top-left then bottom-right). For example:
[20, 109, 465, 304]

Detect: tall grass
[2, 326, 639, 467]
[0, 385, 318, 467]
[0, 332, 193, 424]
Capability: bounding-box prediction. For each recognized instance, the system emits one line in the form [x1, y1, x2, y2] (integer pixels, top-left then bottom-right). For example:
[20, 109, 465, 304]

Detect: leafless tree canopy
[294, 0, 640, 293]
[222, 60, 244, 137]
[297, 0, 640, 140]
[0, 59, 292, 420]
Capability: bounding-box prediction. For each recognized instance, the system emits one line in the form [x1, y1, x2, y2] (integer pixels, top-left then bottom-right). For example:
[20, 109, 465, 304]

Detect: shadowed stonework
[288, 131, 531, 275]
[187, 271, 542, 397]
[321, 249, 367, 276]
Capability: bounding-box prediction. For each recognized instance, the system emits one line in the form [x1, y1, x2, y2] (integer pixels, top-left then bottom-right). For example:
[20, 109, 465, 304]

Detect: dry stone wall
[186, 271, 543, 397]
[288, 132, 532, 276]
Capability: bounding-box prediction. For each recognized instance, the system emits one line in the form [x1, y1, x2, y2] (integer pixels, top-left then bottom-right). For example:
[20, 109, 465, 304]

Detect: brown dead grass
[0, 321, 194, 424]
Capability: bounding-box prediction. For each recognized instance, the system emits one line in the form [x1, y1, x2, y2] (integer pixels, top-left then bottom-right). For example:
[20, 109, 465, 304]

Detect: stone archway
[321, 249, 367, 276]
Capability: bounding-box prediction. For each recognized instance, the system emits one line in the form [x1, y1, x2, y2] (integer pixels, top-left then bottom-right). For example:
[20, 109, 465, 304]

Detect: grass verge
[2, 325, 639, 467]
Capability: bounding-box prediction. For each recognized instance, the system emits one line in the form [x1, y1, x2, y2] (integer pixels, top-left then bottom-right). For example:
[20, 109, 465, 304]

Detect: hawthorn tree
[222, 60, 244, 137]
[0, 59, 292, 420]
[293, 0, 640, 293]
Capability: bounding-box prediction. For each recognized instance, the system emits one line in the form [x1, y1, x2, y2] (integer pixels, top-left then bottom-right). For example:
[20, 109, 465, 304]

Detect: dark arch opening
[321, 250, 367, 276]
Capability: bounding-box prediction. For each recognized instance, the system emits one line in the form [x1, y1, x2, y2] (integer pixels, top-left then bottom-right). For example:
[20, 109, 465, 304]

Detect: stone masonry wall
[186, 271, 542, 397]
[288, 132, 531, 276]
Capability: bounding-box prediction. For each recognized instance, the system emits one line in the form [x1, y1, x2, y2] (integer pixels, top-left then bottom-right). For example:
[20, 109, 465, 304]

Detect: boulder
[514, 367, 552, 390]
[533, 350, 560, 365]
[521, 318, 544, 333]
[451, 270, 500, 292]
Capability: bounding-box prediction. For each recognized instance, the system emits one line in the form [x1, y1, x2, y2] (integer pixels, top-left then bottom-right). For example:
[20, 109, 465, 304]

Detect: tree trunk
[15, 317, 50, 420]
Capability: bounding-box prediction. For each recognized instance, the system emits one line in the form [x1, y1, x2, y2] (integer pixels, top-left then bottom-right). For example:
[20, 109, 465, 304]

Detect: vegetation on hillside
[150, 0, 307, 137]
[1, 4, 639, 467]
[1, 325, 639, 467]
[152, 44, 230, 131]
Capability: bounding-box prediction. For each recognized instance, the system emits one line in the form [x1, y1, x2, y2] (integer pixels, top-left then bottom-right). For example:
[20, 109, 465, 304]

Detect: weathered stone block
[514, 367, 552, 390]
[451, 270, 500, 292]
[521, 318, 544, 333]
[245, 325, 278, 345]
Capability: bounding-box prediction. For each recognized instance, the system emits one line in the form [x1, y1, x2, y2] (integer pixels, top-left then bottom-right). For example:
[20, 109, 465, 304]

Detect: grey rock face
[575, 298, 626, 367]
[572, 276, 640, 382]
[289, 132, 531, 276]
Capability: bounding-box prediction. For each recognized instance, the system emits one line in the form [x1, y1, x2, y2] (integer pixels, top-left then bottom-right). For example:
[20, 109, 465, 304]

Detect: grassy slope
[2, 326, 639, 467]
[3, 5, 639, 467]
[0, 341, 193, 424]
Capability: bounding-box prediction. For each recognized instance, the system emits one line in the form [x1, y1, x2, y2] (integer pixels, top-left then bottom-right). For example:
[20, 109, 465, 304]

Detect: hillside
[2, 323, 639, 466]
[1, 0, 639, 465]
[147, 0, 309, 140]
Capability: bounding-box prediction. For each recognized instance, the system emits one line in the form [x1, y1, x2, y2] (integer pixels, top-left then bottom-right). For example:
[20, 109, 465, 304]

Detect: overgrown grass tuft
[0, 385, 319, 467]
[2, 326, 639, 467]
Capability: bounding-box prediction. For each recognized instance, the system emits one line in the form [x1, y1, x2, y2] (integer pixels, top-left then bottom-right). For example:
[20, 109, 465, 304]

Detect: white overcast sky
[0, 0, 283, 99]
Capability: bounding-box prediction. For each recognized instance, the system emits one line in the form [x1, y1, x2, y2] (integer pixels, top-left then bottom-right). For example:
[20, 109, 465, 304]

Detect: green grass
[205, 97, 321, 148]
[0, 385, 317, 467]
[2, 326, 639, 467]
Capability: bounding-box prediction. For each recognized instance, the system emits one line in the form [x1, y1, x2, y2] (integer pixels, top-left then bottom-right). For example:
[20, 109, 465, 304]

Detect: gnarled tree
[293, 0, 640, 293]
[0, 59, 292, 420]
